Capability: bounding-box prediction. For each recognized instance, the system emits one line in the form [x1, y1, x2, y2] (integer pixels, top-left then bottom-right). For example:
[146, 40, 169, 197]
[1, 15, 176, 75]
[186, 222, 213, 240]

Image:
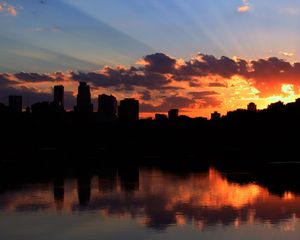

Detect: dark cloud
[198, 96, 222, 108]
[53, 72, 65, 81]
[140, 90, 152, 101]
[208, 82, 227, 87]
[71, 66, 171, 90]
[189, 91, 221, 108]
[0, 74, 55, 105]
[140, 96, 195, 113]
[143, 53, 176, 74]
[240, 57, 300, 96]
[189, 91, 219, 99]
[175, 54, 244, 79]
[247, 57, 293, 80]
[0, 74, 18, 86]
[14, 72, 55, 82]
[189, 81, 202, 87]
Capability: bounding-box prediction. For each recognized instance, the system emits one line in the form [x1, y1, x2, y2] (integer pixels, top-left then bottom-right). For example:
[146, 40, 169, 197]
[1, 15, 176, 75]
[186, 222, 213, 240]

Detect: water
[0, 167, 300, 239]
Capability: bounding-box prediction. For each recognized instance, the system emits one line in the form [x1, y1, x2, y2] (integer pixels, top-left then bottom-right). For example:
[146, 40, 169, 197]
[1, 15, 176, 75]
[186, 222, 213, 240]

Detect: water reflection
[1, 167, 300, 231]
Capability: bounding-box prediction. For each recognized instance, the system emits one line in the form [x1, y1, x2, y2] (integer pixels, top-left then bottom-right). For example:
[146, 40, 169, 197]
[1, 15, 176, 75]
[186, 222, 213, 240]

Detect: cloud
[72, 53, 248, 91]
[189, 91, 221, 108]
[140, 93, 221, 113]
[237, 0, 251, 13]
[140, 90, 152, 101]
[208, 82, 227, 88]
[71, 65, 171, 90]
[140, 96, 195, 113]
[14, 72, 56, 82]
[141, 53, 177, 74]
[0, 2, 18, 16]
[3, 51, 300, 114]
[237, 5, 250, 13]
[174, 54, 245, 79]
[0, 73, 18, 86]
[189, 91, 219, 99]
[279, 51, 294, 58]
[242, 57, 300, 96]
[7, 5, 16, 16]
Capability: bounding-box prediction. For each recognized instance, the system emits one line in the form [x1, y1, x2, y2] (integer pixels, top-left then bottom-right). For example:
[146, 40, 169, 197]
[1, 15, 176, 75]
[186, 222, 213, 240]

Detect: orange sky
[2, 53, 300, 118]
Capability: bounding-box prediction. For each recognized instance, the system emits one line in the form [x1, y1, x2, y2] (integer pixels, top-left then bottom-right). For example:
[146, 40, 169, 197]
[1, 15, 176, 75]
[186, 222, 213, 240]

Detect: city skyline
[1, 0, 300, 118]
[0, 81, 262, 120]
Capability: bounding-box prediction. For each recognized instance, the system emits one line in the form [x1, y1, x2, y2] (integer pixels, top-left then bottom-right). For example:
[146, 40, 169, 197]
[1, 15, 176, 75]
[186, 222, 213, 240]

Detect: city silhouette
[0, 81, 299, 169]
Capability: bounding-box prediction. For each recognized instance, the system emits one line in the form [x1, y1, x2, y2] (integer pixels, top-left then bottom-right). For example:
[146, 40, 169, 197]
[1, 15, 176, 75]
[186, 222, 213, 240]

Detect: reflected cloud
[1, 168, 300, 231]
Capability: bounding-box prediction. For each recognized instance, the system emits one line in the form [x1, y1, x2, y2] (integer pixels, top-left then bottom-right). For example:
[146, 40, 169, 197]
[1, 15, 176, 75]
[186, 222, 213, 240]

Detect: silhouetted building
[247, 102, 257, 112]
[211, 111, 221, 120]
[53, 85, 64, 110]
[8, 95, 22, 113]
[268, 101, 284, 111]
[118, 98, 139, 121]
[98, 94, 117, 121]
[25, 106, 31, 113]
[31, 101, 50, 114]
[0, 103, 7, 113]
[168, 109, 179, 120]
[74, 82, 93, 113]
[155, 114, 168, 121]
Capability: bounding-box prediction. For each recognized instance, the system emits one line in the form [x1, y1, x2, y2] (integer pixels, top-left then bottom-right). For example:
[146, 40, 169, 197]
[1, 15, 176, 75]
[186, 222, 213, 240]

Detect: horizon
[1, 81, 298, 120]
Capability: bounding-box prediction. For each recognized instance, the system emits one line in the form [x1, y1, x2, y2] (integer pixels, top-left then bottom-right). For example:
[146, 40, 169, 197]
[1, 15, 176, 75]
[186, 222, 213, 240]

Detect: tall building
[118, 98, 139, 121]
[168, 109, 179, 120]
[74, 82, 93, 113]
[247, 102, 257, 112]
[8, 95, 22, 113]
[98, 94, 117, 121]
[211, 111, 221, 120]
[53, 85, 64, 109]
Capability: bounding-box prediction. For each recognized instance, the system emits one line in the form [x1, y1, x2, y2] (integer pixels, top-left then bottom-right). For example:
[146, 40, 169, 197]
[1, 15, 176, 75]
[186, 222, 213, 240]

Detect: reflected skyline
[1, 167, 300, 232]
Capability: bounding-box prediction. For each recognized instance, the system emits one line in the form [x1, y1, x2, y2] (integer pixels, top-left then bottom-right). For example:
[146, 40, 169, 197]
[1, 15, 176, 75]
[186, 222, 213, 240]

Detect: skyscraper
[118, 98, 139, 121]
[53, 85, 64, 110]
[98, 94, 117, 121]
[8, 95, 22, 113]
[74, 82, 93, 113]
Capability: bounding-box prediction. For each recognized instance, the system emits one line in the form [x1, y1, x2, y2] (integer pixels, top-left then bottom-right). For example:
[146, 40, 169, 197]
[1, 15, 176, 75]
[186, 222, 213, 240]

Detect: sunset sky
[1, 0, 300, 117]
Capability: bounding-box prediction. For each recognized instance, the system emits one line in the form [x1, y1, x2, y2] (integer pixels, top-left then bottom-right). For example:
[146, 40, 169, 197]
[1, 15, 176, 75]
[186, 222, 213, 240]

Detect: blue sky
[0, 0, 300, 72]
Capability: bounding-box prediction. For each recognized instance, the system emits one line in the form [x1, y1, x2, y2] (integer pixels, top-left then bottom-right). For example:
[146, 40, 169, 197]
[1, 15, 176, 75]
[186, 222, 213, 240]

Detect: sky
[1, 0, 300, 118]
